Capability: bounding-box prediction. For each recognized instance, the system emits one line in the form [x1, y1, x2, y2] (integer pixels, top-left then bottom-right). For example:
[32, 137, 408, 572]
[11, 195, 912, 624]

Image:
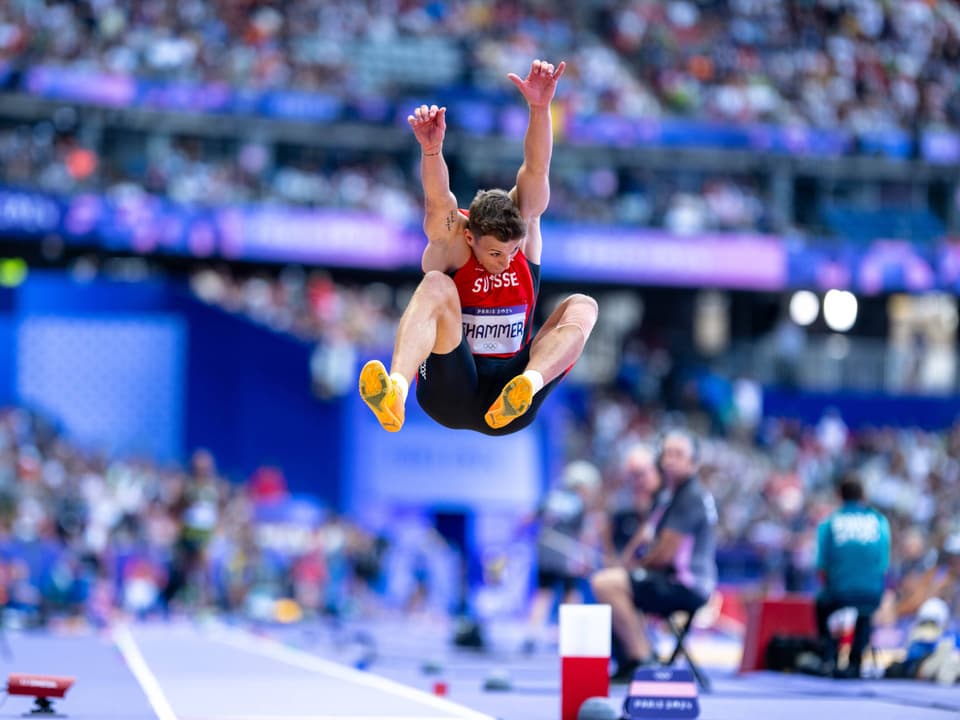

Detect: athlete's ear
[464, 228, 475, 246]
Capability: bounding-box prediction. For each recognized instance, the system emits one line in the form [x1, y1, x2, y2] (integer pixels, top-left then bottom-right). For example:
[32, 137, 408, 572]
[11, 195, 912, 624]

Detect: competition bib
[462, 304, 527, 355]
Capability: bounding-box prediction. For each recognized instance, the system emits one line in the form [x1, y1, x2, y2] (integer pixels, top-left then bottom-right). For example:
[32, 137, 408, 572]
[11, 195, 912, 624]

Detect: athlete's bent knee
[417, 271, 460, 308]
[557, 293, 599, 338]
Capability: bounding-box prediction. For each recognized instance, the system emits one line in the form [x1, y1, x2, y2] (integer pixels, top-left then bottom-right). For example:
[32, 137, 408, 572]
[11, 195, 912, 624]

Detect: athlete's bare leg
[485, 293, 598, 429]
[391, 271, 463, 382]
[527, 293, 599, 381]
[359, 271, 461, 432]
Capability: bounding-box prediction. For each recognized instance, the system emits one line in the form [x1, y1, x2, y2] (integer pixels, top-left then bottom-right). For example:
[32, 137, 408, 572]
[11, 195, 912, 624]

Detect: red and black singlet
[451, 209, 538, 358]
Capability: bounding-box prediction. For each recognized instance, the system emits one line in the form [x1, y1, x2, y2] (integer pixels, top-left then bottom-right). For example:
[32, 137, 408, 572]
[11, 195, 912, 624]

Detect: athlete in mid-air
[359, 58, 598, 435]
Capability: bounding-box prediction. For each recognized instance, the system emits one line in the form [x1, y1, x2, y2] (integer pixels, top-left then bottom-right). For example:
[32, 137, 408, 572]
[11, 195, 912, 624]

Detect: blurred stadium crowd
[0, 388, 957, 637]
[3, 0, 957, 133]
[0, 118, 770, 232]
[189, 267, 402, 349]
[3, 0, 959, 235]
[0, 405, 469, 627]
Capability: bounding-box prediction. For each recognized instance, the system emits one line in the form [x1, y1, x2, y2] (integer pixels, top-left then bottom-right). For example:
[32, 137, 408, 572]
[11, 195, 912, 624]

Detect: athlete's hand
[407, 104, 447, 155]
[508, 59, 566, 108]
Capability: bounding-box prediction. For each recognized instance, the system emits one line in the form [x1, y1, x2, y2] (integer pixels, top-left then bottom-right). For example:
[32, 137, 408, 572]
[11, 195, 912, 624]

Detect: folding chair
[656, 609, 711, 692]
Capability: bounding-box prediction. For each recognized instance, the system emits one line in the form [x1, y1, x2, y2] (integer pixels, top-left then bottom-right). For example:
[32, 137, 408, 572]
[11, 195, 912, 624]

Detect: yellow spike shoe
[484, 374, 534, 430]
[358, 360, 405, 432]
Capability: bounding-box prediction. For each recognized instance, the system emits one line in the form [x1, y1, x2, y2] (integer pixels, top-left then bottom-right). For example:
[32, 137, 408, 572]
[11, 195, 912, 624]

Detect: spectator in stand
[876, 525, 942, 625]
[160, 450, 222, 612]
[932, 533, 960, 622]
[607, 443, 662, 560]
[884, 597, 959, 686]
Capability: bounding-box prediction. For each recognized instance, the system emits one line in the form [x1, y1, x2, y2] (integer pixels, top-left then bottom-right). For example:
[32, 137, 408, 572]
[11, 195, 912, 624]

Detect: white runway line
[180, 716, 458, 720]
[207, 624, 496, 720]
[113, 624, 179, 720]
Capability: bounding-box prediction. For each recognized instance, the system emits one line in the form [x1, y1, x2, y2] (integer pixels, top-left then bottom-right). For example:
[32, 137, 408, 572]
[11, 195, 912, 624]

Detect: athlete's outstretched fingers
[553, 61, 566, 79]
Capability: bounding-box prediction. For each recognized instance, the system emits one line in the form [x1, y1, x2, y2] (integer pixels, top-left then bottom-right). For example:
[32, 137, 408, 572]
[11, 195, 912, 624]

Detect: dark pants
[815, 593, 881, 671]
[630, 570, 707, 616]
[612, 569, 706, 665]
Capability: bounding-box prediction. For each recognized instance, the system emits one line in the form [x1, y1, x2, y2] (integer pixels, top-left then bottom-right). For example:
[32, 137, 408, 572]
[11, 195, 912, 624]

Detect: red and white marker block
[560, 604, 611, 720]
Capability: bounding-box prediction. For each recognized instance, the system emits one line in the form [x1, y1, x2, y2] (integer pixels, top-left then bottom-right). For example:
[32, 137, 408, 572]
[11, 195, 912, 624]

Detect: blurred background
[0, 0, 956, 646]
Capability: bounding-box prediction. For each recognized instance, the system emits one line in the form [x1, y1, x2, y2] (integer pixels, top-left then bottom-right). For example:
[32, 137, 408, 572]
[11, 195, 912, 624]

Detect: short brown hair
[467, 189, 525, 243]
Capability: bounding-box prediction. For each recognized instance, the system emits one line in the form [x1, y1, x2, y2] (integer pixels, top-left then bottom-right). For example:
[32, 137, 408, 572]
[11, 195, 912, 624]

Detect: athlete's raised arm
[507, 59, 565, 265]
[408, 104, 459, 272]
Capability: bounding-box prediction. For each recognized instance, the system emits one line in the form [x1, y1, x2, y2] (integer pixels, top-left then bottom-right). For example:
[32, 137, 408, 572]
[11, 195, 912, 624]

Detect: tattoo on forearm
[445, 211, 456, 232]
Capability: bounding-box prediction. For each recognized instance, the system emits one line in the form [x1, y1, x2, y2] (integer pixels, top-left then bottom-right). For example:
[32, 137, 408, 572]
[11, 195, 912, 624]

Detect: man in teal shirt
[816, 475, 891, 678]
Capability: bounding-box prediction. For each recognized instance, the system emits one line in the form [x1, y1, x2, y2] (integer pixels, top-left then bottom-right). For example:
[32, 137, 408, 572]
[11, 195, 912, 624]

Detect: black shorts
[536, 568, 579, 593]
[629, 569, 706, 616]
[415, 337, 565, 436]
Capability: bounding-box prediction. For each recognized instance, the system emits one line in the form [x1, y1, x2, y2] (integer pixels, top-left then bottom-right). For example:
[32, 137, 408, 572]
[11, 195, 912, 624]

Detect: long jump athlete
[359, 59, 598, 435]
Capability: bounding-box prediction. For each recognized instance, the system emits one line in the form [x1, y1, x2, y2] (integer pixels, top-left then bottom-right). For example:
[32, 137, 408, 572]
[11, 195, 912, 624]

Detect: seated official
[591, 430, 718, 682]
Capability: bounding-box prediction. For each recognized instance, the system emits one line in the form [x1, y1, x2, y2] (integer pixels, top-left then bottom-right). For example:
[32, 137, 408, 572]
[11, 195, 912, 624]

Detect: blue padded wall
[17, 314, 185, 462]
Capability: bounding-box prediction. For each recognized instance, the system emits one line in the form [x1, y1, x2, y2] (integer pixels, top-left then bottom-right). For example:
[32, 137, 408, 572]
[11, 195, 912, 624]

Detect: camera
[7, 674, 74, 717]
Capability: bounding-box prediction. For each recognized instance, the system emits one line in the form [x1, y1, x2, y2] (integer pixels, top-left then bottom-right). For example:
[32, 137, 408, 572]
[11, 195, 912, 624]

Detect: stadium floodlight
[789, 290, 819, 326]
[823, 289, 857, 332]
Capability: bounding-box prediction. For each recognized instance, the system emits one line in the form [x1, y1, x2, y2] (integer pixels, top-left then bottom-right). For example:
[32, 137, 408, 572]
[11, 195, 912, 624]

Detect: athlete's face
[467, 232, 522, 275]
